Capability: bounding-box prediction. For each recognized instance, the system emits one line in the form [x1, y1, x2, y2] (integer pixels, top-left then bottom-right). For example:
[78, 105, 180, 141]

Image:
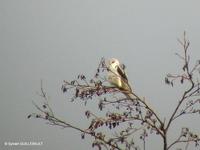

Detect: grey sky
[0, 0, 200, 150]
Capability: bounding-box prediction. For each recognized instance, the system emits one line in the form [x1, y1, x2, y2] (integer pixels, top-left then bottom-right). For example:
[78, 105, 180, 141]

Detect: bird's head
[108, 58, 120, 69]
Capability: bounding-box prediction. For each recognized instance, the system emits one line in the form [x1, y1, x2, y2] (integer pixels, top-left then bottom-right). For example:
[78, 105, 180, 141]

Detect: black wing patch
[117, 66, 128, 81]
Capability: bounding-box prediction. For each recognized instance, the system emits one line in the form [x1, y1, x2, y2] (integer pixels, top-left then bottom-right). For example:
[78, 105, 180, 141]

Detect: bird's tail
[123, 90, 155, 114]
[120, 79, 156, 116]
[122, 90, 137, 102]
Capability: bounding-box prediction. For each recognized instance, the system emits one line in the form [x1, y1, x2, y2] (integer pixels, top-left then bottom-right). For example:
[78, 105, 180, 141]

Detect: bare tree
[28, 32, 200, 150]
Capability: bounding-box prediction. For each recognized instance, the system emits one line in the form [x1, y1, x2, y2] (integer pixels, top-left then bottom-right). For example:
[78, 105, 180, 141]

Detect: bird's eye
[112, 61, 115, 63]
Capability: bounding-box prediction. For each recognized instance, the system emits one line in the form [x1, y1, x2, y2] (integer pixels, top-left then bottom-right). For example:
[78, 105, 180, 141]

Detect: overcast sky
[0, 0, 200, 150]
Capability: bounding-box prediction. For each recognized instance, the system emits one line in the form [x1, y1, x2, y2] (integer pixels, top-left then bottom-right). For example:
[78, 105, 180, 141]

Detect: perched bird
[107, 58, 150, 108]
[107, 58, 132, 93]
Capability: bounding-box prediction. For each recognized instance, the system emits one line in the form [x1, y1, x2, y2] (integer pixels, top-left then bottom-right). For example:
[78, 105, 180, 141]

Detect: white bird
[106, 58, 152, 109]
[107, 58, 132, 92]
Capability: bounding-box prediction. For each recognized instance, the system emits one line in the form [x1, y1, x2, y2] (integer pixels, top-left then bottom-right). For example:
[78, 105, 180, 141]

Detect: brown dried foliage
[29, 32, 200, 150]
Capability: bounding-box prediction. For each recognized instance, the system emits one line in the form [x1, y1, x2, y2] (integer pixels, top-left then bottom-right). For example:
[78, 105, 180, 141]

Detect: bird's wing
[117, 66, 128, 81]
